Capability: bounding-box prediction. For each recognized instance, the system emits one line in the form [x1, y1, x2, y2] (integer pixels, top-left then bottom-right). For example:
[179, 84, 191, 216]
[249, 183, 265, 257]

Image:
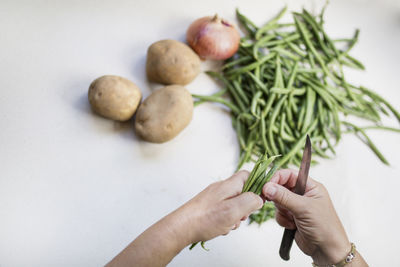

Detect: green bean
[206, 71, 247, 111]
[247, 155, 280, 194]
[297, 68, 322, 74]
[268, 95, 287, 155]
[222, 56, 252, 70]
[237, 130, 257, 170]
[270, 87, 289, 94]
[264, 33, 300, 47]
[225, 52, 276, 76]
[294, 15, 340, 84]
[332, 106, 341, 142]
[274, 55, 285, 87]
[340, 54, 365, 70]
[295, 11, 333, 59]
[297, 99, 307, 130]
[245, 156, 266, 189]
[301, 86, 316, 133]
[193, 88, 228, 106]
[192, 94, 240, 114]
[251, 91, 263, 117]
[287, 42, 307, 57]
[232, 80, 250, 105]
[276, 134, 307, 168]
[238, 112, 256, 123]
[285, 97, 295, 129]
[342, 29, 360, 55]
[255, 6, 287, 40]
[307, 52, 316, 69]
[253, 34, 276, 59]
[235, 119, 247, 150]
[287, 61, 299, 89]
[338, 65, 365, 110]
[290, 95, 298, 114]
[280, 113, 296, 142]
[236, 8, 258, 36]
[357, 86, 400, 123]
[343, 125, 400, 134]
[312, 141, 331, 158]
[342, 121, 389, 165]
[261, 93, 276, 118]
[246, 72, 269, 94]
[271, 46, 301, 61]
[254, 164, 279, 195]
[299, 75, 336, 109]
[260, 113, 271, 154]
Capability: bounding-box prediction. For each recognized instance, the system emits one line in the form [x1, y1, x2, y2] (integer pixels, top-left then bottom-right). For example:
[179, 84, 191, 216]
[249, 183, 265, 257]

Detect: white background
[1, 0, 399, 266]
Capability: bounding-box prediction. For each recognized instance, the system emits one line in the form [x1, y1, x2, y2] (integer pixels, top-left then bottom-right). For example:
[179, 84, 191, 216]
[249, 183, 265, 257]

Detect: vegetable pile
[193, 6, 400, 171]
[192, 6, 400, 226]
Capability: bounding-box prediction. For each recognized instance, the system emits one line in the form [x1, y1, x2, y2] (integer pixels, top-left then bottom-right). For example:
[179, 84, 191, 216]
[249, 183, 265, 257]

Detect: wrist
[164, 204, 198, 248]
[312, 240, 351, 265]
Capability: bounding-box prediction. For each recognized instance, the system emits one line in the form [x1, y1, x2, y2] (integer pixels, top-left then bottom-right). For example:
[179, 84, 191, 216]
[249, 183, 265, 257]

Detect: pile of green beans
[193, 6, 400, 170]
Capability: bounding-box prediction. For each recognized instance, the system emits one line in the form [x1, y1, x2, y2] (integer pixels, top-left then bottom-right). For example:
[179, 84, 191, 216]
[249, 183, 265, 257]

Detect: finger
[270, 169, 298, 188]
[268, 169, 317, 193]
[220, 170, 250, 198]
[262, 183, 306, 215]
[241, 215, 248, 221]
[225, 192, 263, 221]
[276, 210, 296, 230]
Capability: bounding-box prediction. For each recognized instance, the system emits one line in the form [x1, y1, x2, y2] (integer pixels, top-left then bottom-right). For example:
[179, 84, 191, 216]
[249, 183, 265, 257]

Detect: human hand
[177, 170, 263, 245]
[262, 169, 351, 265]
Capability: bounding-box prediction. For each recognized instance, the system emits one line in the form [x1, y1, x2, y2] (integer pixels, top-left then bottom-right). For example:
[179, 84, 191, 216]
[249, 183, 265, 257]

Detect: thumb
[263, 182, 305, 214]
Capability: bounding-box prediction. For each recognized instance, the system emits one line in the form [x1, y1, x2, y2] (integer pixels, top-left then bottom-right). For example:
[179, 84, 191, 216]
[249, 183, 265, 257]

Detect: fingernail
[265, 185, 277, 198]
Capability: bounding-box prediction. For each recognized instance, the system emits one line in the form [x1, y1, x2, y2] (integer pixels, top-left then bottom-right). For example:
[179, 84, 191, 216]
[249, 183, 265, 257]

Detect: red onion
[186, 14, 240, 60]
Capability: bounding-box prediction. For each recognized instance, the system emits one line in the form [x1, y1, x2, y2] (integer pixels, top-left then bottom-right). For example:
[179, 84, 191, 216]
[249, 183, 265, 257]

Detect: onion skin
[186, 15, 240, 60]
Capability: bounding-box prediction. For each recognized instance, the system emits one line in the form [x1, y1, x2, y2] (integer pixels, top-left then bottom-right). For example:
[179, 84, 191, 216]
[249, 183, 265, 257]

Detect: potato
[146, 39, 201, 85]
[135, 85, 193, 143]
[88, 75, 142, 121]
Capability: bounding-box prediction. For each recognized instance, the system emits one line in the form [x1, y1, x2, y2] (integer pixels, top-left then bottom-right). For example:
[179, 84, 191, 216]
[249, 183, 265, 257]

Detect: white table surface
[1, 0, 399, 266]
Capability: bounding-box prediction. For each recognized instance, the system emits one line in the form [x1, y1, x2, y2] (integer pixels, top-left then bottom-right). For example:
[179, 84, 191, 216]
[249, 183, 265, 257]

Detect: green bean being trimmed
[192, 5, 400, 226]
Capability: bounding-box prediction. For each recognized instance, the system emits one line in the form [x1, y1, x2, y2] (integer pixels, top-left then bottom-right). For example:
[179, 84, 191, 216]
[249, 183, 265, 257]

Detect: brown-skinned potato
[146, 40, 201, 85]
[135, 85, 193, 143]
[88, 75, 142, 121]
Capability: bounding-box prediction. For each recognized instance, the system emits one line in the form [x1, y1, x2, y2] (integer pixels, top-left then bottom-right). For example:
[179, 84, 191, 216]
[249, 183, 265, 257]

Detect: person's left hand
[176, 170, 263, 245]
[106, 171, 264, 267]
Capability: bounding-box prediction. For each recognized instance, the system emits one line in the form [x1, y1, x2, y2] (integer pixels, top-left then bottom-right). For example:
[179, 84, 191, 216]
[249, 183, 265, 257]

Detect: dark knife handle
[279, 228, 296, 261]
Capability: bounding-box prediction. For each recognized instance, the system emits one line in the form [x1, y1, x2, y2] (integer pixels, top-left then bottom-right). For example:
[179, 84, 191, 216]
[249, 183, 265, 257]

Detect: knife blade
[279, 134, 312, 261]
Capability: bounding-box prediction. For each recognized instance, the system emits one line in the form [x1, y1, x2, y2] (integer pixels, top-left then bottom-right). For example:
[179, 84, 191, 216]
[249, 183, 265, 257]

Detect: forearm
[106, 208, 193, 267]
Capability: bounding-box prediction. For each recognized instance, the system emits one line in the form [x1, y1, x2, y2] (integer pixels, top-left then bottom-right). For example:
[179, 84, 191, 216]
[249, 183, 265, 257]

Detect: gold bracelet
[312, 243, 356, 267]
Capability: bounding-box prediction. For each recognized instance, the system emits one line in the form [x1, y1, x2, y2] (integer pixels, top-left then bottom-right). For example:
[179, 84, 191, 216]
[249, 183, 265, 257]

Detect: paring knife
[279, 134, 312, 261]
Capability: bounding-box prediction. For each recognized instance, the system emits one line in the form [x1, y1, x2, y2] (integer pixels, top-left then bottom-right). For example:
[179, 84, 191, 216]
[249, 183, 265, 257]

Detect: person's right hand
[262, 169, 351, 266]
